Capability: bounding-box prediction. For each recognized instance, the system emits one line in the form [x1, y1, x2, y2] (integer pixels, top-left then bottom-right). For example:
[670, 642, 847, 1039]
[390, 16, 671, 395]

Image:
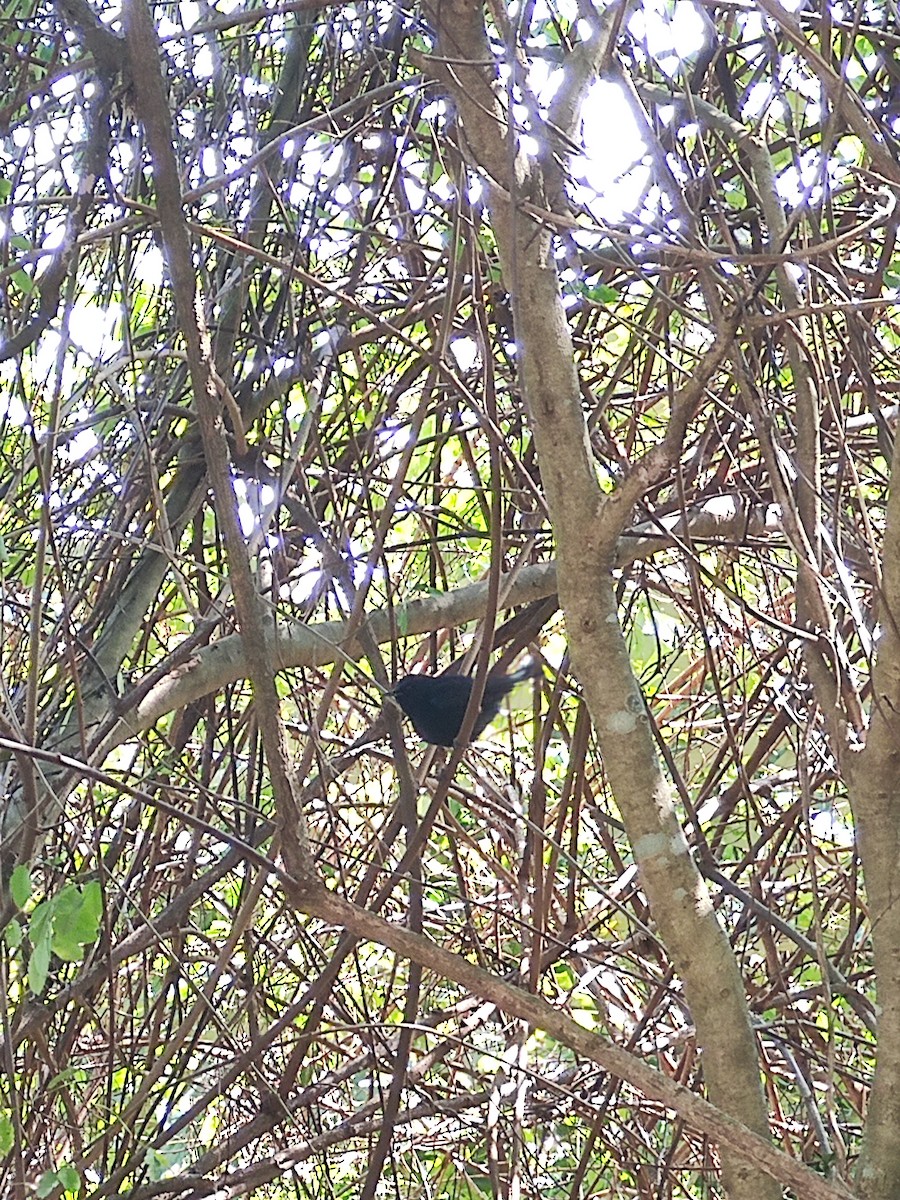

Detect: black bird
[389, 664, 538, 746]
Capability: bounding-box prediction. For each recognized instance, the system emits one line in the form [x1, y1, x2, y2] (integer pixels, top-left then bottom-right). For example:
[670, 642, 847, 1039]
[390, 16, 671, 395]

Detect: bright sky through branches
[10, 0, 711, 425]
[539, 0, 709, 222]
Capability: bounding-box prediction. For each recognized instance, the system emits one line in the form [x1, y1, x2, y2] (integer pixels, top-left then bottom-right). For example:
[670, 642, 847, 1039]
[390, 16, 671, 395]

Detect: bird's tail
[503, 660, 542, 687]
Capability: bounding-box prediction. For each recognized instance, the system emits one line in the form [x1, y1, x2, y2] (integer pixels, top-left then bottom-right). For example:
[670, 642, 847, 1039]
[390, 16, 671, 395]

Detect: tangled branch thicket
[1, 0, 897, 1196]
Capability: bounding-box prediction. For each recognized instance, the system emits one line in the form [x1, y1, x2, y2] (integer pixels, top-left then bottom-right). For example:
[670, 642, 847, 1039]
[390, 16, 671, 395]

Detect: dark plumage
[389, 664, 538, 746]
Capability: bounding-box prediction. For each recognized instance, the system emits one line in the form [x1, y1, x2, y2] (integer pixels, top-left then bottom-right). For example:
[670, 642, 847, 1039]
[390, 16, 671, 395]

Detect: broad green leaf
[10, 865, 31, 908]
[0, 1112, 13, 1155]
[28, 938, 51, 995]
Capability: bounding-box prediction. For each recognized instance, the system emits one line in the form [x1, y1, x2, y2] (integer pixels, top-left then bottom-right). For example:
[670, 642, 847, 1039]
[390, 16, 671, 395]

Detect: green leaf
[52, 883, 102, 962]
[0, 1112, 14, 1155]
[30, 899, 54, 945]
[12, 269, 34, 295]
[36, 1172, 59, 1198]
[82, 880, 102, 920]
[10, 865, 31, 908]
[28, 938, 51, 995]
[57, 1164, 80, 1192]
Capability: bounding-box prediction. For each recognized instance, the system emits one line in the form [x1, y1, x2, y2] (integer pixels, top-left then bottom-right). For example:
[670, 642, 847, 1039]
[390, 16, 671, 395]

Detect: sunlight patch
[573, 80, 650, 221]
[449, 336, 480, 372]
[628, 0, 709, 75]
